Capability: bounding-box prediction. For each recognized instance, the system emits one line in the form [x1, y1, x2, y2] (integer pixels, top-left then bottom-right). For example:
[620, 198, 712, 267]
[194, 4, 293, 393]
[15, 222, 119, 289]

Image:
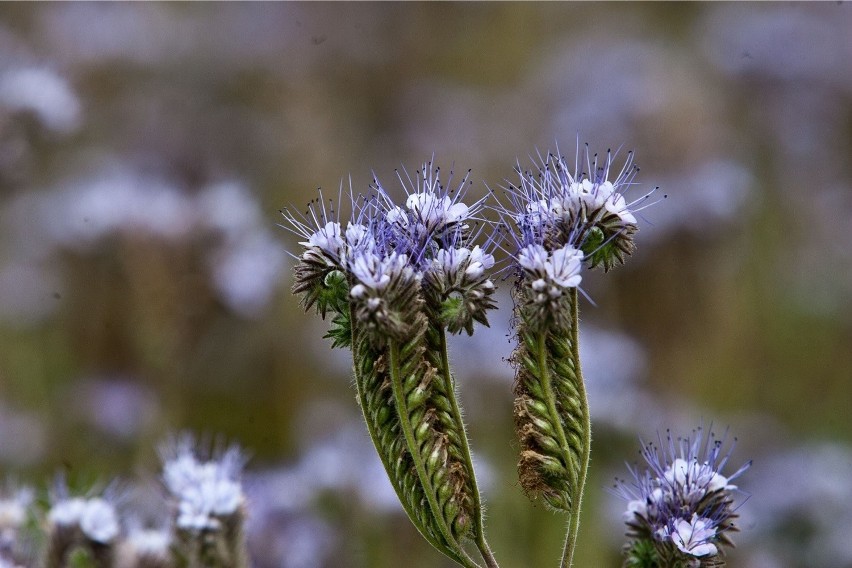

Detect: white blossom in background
[123, 527, 172, 561]
[161, 437, 246, 531]
[0, 487, 32, 530]
[48, 495, 120, 543]
[47, 497, 88, 528]
[0, 485, 33, 561]
[0, 67, 82, 133]
[78, 498, 120, 544]
[0, 168, 286, 324]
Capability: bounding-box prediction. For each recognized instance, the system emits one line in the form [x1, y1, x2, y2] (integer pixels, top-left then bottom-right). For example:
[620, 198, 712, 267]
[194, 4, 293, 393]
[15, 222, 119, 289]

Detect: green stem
[436, 328, 500, 568]
[388, 340, 483, 568]
[560, 288, 591, 568]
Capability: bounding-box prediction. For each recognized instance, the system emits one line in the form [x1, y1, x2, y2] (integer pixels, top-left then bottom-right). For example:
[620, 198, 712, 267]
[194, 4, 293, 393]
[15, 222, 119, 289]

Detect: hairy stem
[560, 288, 591, 568]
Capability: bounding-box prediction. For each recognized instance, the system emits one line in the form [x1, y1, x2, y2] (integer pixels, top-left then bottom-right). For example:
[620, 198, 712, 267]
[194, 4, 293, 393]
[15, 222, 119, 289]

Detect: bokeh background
[1, 3, 851, 567]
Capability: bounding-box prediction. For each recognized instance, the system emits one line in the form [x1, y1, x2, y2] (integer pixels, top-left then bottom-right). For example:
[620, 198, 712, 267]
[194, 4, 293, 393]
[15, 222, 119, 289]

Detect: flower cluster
[0, 486, 33, 567]
[614, 427, 751, 567]
[423, 243, 497, 335]
[282, 161, 497, 346]
[505, 146, 655, 277]
[0, 436, 250, 568]
[45, 483, 122, 567]
[122, 524, 173, 566]
[161, 437, 246, 533]
[159, 436, 250, 567]
[48, 496, 120, 544]
[499, 145, 655, 334]
[282, 162, 501, 568]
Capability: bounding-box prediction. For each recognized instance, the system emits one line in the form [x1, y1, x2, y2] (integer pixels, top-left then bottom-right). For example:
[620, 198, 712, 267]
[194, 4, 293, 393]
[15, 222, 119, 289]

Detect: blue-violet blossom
[614, 427, 750, 565]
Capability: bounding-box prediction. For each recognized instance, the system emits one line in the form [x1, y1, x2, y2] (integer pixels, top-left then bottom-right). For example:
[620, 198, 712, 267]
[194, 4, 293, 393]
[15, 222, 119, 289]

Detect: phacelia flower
[47, 497, 88, 529]
[349, 250, 411, 295]
[660, 514, 719, 558]
[614, 426, 750, 566]
[282, 159, 497, 347]
[348, 248, 423, 345]
[501, 143, 659, 273]
[0, 486, 33, 532]
[376, 161, 484, 269]
[78, 498, 120, 544]
[404, 191, 470, 232]
[432, 245, 495, 281]
[344, 222, 375, 257]
[301, 221, 345, 263]
[518, 243, 583, 289]
[161, 436, 246, 532]
[513, 243, 584, 332]
[46, 484, 122, 565]
[48, 495, 120, 543]
[123, 526, 172, 563]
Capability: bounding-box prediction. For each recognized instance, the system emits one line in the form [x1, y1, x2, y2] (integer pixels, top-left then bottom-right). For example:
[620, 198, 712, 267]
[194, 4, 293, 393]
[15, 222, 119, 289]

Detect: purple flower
[282, 159, 498, 342]
[160, 435, 246, 532]
[499, 142, 661, 275]
[614, 426, 750, 562]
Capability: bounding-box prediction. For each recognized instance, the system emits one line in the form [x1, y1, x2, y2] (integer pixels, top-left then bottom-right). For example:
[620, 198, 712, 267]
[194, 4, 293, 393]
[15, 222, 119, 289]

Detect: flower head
[349, 250, 410, 295]
[614, 426, 750, 564]
[78, 498, 120, 544]
[302, 221, 345, 263]
[405, 191, 470, 231]
[376, 161, 484, 269]
[47, 482, 122, 562]
[0, 486, 33, 532]
[280, 186, 361, 270]
[432, 245, 495, 281]
[500, 143, 659, 273]
[160, 435, 246, 532]
[512, 243, 584, 332]
[124, 526, 172, 563]
[423, 243, 497, 336]
[518, 243, 583, 289]
[282, 159, 498, 347]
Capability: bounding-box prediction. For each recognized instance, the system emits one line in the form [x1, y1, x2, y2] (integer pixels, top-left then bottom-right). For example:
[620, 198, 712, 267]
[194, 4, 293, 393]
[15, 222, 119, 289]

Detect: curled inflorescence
[281, 161, 499, 347]
[614, 427, 751, 567]
[281, 160, 500, 568]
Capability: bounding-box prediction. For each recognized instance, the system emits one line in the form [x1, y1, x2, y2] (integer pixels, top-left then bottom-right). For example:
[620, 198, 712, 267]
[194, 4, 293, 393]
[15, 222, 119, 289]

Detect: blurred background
[0, 3, 850, 567]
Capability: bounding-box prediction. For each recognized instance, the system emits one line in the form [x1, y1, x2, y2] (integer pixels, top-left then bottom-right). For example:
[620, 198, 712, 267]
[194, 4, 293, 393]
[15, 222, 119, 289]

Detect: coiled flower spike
[282, 161, 500, 568]
[496, 142, 659, 568]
